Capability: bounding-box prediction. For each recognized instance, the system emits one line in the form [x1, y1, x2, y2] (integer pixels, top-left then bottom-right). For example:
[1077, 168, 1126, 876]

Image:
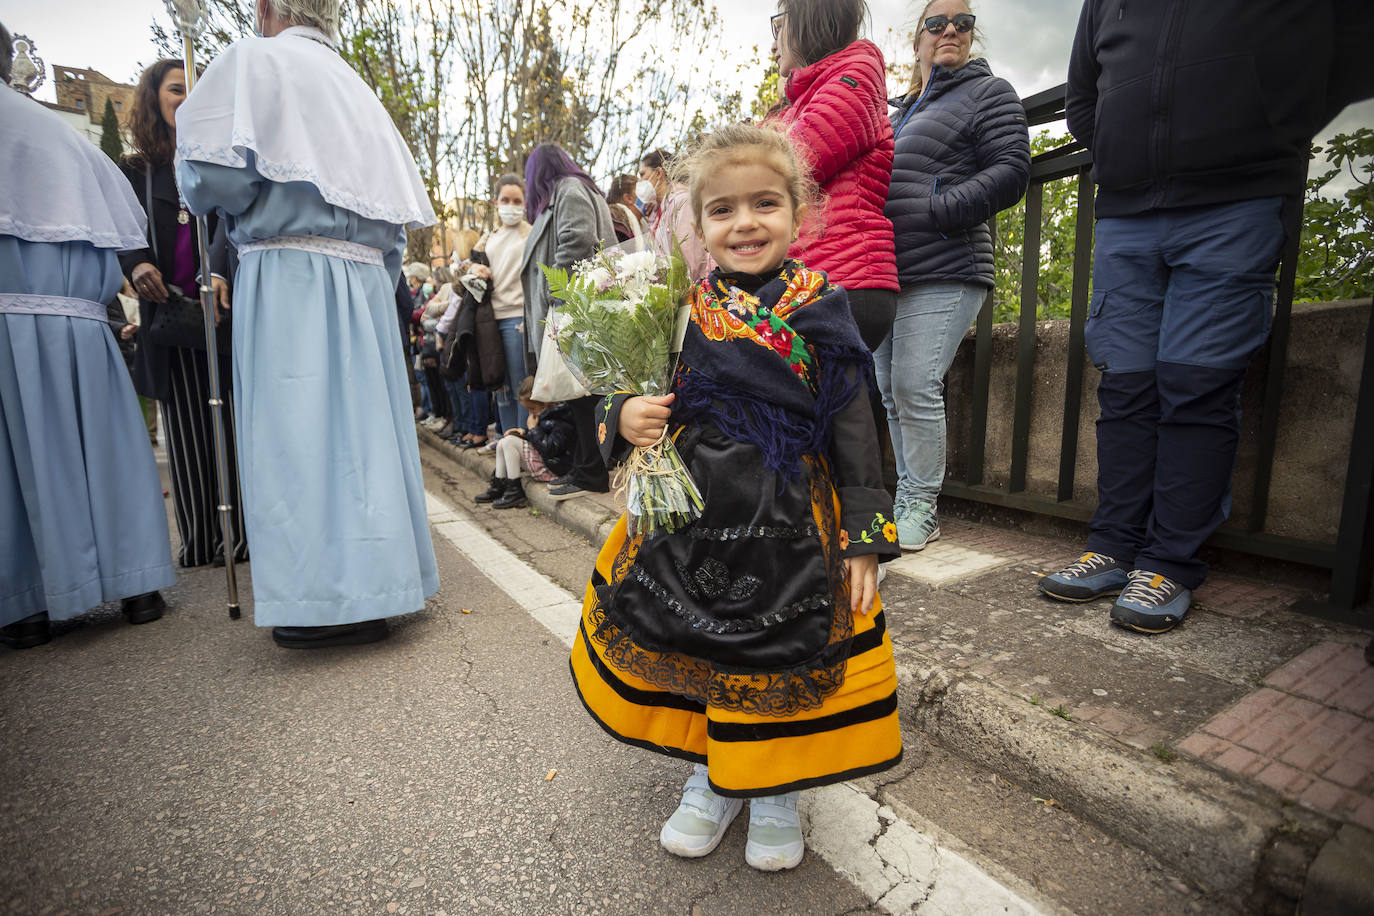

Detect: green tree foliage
[449, 0, 733, 196]
[989, 129, 1374, 322]
[1296, 129, 1373, 303]
[161, 0, 742, 259]
[98, 97, 123, 162]
[339, 0, 459, 261]
[749, 64, 781, 122]
[991, 132, 1084, 322]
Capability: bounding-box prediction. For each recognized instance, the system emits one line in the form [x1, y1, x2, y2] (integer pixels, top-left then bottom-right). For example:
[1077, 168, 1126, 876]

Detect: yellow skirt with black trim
[569, 511, 903, 797]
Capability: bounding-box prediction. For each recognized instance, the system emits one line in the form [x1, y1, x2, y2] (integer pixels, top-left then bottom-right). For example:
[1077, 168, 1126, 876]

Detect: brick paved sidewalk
[876, 514, 1374, 840]
[1179, 644, 1374, 831]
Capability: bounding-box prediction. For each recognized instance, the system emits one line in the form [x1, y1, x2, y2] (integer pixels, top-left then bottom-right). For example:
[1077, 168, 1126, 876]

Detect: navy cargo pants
[1083, 196, 1285, 589]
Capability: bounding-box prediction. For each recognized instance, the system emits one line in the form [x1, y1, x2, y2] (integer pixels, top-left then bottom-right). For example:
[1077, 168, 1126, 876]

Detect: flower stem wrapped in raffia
[540, 245, 703, 535]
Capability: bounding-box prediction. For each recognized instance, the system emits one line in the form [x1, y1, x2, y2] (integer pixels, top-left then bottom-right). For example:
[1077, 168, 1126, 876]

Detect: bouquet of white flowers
[541, 245, 703, 535]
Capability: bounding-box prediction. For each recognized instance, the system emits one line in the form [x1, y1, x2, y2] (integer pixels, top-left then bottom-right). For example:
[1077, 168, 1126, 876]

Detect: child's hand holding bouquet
[540, 245, 703, 535]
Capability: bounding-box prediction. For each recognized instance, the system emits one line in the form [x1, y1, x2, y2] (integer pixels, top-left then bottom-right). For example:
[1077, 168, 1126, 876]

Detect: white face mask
[635, 180, 657, 205]
[497, 204, 524, 227]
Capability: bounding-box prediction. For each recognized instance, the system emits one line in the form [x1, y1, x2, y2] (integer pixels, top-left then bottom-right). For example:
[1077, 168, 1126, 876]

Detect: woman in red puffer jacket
[769, 0, 898, 350]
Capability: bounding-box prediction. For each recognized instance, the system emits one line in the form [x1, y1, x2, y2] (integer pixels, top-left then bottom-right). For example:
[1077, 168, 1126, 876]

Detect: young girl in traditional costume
[569, 123, 902, 871]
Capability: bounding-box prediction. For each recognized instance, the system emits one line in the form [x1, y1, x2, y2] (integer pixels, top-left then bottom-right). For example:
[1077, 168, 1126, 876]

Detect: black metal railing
[941, 83, 1374, 623]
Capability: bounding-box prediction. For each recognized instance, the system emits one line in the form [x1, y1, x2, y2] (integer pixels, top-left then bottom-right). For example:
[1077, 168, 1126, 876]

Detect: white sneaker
[660, 766, 742, 858]
[745, 792, 804, 871]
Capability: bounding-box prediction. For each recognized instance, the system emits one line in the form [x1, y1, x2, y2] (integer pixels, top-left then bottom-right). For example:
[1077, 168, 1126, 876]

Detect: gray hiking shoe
[1039, 552, 1130, 602]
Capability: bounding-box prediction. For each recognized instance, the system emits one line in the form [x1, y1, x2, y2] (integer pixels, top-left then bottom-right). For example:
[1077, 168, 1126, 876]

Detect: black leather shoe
[492, 479, 527, 509]
[271, 619, 389, 649]
[474, 474, 504, 504]
[122, 591, 167, 624]
[1, 612, 51, 650]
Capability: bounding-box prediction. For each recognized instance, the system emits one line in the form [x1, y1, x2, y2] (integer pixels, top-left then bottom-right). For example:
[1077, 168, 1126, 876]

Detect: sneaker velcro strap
[749, 800, 798, 828]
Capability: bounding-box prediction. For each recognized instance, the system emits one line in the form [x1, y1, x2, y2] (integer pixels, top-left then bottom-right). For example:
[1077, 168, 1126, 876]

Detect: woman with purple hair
[519, 142, 617, 499]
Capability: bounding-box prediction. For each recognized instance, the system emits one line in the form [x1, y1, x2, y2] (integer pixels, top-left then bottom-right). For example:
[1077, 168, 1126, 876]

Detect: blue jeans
[418, 368, 432, 415]
[874, 282, 986, 508]
[1084, 197, 1284, 588]
[466, 389, 492, 438]
[493, 316, 530, 433]
[443, 377, 469, 432]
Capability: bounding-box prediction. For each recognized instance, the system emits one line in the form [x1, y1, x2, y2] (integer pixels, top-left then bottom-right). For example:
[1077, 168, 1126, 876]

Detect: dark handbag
[140, 167, 230, 354]
[145, 284, 229, 352]
[440, 327, 466, 380]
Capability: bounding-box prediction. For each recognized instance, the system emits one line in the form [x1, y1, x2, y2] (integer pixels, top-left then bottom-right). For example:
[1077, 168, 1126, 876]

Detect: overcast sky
[7, 0, 1369, 156]
[7, 0, 1078, 97]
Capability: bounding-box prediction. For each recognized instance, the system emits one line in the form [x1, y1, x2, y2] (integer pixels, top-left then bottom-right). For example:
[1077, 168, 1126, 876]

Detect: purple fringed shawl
[672, 263, 874, 482]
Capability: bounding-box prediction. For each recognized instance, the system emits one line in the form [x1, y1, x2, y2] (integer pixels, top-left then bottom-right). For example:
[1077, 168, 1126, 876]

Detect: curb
[417, 427, 618, 546]
[417, 426, 1362, 910]
[889, 655, 1339, 906]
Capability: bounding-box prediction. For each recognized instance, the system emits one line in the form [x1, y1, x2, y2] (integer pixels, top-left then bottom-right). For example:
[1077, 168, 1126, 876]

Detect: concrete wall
[942, 298, 1371, 546]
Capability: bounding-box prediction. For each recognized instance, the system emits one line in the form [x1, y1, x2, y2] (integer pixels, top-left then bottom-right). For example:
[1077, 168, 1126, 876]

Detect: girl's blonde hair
[906, 0, 982, 98]
[673, 123, 818, 233]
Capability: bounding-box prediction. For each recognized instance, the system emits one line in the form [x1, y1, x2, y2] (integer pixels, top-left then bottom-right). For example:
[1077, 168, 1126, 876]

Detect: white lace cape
[0, 85, 148, 250]
[173, 26, 436, 230]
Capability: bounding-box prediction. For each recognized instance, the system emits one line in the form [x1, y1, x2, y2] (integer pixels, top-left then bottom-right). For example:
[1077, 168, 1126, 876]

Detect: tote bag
[531, 317, 588, 402]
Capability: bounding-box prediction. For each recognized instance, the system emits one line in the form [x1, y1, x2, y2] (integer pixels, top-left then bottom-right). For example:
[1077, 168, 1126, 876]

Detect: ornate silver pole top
[164, 0, 208, 40]
[9, 34, 45, 96]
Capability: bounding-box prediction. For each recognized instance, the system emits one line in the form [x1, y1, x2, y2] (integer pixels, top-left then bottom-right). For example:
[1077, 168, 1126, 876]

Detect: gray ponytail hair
[266, 0, 341, 39]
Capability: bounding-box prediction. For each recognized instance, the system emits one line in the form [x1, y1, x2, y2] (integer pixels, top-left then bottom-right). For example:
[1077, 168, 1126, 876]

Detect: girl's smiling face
[697, 160, 799, 275]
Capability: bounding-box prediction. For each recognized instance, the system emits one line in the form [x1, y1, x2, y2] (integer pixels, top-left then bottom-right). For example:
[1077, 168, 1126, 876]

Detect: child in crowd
[474, 377, 576, 509]
[569, 123, 901, 872]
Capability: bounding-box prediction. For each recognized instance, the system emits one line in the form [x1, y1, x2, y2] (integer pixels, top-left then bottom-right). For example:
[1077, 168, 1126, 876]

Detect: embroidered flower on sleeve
[597, 422, 608, 444]
[849, 513, 896, 548]
[838, 530, 850, 551]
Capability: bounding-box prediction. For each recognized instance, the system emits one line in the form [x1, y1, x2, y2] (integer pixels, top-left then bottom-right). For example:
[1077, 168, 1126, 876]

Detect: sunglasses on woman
[924, 13, 976, 34]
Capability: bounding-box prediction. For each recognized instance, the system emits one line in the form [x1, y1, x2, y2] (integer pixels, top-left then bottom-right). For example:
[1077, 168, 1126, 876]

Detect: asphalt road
[0, 445, 1207, 915]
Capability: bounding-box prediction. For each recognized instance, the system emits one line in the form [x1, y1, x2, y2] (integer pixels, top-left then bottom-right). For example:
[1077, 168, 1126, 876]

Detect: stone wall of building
[52, 65, 135, 128]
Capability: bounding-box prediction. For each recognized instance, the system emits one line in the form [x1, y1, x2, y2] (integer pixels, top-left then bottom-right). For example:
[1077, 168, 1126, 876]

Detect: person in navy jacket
[880, 0, 1029, 552]
[1040, 0, 1374, 633]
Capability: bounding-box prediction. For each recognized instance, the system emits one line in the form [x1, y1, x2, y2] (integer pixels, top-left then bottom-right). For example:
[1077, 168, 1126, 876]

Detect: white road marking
[424, 489, 1053, 915]
[804, 785, 1050, 915]
[424, 490, 582, 647]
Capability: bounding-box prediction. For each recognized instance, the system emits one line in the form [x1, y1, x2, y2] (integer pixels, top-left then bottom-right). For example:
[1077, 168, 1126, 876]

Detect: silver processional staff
[165, 0, 242, 620]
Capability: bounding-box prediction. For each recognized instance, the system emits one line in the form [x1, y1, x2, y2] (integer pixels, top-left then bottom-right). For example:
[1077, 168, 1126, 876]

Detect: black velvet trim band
[848, 612, 886, 657]
[708, 748, 904, 799]
[705, 691, 898, 743]
[568, 658, 707, 764]
[578, 622, 708, 713]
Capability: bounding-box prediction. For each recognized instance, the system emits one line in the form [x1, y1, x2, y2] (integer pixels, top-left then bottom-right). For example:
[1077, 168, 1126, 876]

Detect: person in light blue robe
[171, 9, 438, 649]
[1, 57, 176, 649]
[175, 152, 438, 645]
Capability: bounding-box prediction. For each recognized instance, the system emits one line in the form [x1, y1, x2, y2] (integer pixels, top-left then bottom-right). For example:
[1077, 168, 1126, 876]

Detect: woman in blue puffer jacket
[879, 0, 1029, 550]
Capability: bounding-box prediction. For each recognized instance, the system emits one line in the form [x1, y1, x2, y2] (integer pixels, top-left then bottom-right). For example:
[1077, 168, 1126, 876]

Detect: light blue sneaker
[745, 792, 804, 871]
[660, 766, 742, 858]
[1110, 569, 1191, 634]
[1039, 552, 1130, 602]
[896, 498, 940, 551]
